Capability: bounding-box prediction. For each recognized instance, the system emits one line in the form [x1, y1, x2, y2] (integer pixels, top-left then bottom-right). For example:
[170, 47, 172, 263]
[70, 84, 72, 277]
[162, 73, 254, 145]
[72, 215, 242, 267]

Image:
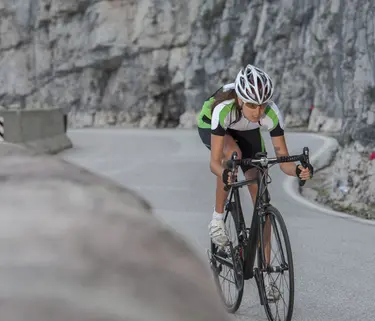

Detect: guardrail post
[64, 114, 67, 133]
[0, 116, 4, 141]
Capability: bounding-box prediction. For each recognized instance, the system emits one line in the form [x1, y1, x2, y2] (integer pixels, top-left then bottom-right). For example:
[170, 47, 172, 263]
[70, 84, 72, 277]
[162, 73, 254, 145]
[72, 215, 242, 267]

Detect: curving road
[60, 128, 375, 321]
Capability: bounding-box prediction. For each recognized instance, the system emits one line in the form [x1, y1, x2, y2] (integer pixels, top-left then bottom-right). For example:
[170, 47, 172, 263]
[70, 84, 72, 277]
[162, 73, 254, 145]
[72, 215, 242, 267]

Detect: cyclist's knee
[244, 168, 257, 180]
[223, 135, 241, 160]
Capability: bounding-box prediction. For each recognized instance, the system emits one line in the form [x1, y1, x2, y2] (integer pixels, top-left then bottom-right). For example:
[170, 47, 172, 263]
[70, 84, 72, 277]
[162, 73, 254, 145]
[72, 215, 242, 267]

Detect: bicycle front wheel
[259, 205, 295, 321]
[209, 201, 244, 313]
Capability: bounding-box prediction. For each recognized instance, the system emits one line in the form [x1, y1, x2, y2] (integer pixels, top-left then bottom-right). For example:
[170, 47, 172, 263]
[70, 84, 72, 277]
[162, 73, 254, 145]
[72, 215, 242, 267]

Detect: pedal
[216, 248, 228, 258]
[206, 248, 213, 261]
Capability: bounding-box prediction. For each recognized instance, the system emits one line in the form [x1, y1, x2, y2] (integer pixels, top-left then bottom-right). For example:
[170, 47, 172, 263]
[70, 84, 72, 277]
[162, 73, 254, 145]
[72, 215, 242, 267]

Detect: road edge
[283, 132, 375, 226]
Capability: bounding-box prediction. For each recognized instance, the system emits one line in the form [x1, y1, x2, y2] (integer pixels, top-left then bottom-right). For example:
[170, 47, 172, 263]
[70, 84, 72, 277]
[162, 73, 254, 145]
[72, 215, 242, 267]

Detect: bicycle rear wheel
[258, 205, 295, 321]
[209, 200, 244, 313]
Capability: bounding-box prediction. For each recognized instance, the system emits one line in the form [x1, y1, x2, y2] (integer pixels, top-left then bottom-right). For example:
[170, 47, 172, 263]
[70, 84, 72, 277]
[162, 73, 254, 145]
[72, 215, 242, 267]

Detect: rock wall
[331, 142, 375, 213]
[0, 0, 374, 212]
[1, 0, 374, 130]
[303, 140, 375, 217]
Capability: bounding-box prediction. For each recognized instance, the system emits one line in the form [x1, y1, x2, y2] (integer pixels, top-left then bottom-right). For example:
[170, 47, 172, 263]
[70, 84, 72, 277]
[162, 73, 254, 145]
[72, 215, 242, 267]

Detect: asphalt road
[60, 128, 375, 321]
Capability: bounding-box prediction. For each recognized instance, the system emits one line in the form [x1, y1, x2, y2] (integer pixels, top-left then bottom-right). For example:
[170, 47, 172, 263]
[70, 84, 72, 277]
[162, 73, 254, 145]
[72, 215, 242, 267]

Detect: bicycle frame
[219, 147, 310, 277]
[225, 160, 271, 280]
[211, 147, 309, 317]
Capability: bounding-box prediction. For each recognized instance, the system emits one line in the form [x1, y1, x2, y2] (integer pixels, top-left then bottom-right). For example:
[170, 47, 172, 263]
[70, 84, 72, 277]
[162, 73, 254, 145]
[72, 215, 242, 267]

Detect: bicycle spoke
[220, 268, 236, 286]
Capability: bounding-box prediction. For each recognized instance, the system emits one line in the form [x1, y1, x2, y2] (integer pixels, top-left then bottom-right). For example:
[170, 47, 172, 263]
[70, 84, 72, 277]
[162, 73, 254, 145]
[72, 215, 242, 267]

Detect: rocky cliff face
[0, 0, 374, 213]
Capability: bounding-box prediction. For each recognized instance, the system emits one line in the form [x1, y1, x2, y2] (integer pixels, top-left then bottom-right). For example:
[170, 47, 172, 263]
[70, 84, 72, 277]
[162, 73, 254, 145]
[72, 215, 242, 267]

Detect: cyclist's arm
[209, 105, 228, 177]
[271, 135, 298, 177]
[266, 104, 298, 177]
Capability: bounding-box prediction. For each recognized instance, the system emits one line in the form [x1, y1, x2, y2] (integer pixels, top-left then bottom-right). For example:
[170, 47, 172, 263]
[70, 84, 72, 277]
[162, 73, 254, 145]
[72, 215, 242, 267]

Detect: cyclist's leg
[227, 128, 262, 205]
[230, 129, 272, 263]
[198, 126, 242, 213]
[215, 133, 242, 213]
[198, 127, 242, 245]
[207, 134, 242, 245]
[244, 168, 258, 205]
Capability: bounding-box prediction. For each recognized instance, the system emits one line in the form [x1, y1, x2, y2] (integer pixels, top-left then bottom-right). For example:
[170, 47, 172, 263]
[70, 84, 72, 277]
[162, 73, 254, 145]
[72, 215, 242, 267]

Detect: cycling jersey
[197, 85, 285, 172]
[197, 93, 285, 137]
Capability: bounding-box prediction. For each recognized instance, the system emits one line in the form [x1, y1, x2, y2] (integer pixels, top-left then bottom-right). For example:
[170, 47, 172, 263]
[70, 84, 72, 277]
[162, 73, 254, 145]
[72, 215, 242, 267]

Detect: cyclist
[197, 64, 313, 247]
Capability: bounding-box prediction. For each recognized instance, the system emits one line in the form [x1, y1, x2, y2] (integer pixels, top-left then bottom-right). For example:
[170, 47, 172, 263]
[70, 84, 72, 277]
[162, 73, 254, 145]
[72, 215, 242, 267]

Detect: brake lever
[298, 147, 310, 187]
[224, 151, 238, 191]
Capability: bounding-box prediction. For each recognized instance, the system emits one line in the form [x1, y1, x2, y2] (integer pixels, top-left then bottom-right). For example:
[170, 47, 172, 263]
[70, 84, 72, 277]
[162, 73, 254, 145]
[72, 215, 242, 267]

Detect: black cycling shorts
[198, 127, 266, 173]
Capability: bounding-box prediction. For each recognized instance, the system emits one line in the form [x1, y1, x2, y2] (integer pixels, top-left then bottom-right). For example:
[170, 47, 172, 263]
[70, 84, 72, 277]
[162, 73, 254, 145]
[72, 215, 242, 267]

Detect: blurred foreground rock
[0, 143, 229, 321]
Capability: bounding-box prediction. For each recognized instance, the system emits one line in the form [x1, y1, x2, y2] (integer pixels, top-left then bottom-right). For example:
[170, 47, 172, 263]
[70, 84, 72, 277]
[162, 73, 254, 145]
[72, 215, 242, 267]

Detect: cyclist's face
[238, 99, 267, 122]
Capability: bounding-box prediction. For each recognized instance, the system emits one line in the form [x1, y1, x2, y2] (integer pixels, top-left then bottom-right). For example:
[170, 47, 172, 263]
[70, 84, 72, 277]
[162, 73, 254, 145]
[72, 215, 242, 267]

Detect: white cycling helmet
[234, 64, 274, 105]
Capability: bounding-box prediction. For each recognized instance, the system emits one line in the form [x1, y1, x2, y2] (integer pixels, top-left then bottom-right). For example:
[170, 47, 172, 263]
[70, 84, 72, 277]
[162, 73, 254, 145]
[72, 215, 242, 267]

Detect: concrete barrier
[0, 143, 230, 321]
[0, 108, 72, 154]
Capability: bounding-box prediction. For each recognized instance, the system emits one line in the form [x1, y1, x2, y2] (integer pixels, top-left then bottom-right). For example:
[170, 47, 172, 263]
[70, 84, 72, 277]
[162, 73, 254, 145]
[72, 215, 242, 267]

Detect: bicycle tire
[209, 201, 244, 313]
[259, 205, 295, 321]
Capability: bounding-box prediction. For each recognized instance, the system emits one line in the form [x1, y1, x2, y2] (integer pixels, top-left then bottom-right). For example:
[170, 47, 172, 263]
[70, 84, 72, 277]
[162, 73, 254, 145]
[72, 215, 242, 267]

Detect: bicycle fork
[249, 210, 270, 306]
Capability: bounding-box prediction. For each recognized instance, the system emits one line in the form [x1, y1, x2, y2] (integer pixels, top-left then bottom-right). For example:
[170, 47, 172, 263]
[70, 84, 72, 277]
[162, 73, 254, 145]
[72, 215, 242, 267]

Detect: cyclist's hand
[296, 164, 313, 180]
[222, 169, 233, 185]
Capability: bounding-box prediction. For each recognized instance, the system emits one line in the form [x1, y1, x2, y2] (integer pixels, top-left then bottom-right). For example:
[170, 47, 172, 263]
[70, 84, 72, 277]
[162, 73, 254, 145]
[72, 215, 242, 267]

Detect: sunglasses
[241, 101, 267, 110]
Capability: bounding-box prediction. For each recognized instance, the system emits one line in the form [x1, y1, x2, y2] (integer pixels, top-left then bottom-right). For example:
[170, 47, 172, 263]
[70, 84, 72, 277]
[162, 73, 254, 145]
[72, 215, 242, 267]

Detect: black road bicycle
[207, 147, 312, 321]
